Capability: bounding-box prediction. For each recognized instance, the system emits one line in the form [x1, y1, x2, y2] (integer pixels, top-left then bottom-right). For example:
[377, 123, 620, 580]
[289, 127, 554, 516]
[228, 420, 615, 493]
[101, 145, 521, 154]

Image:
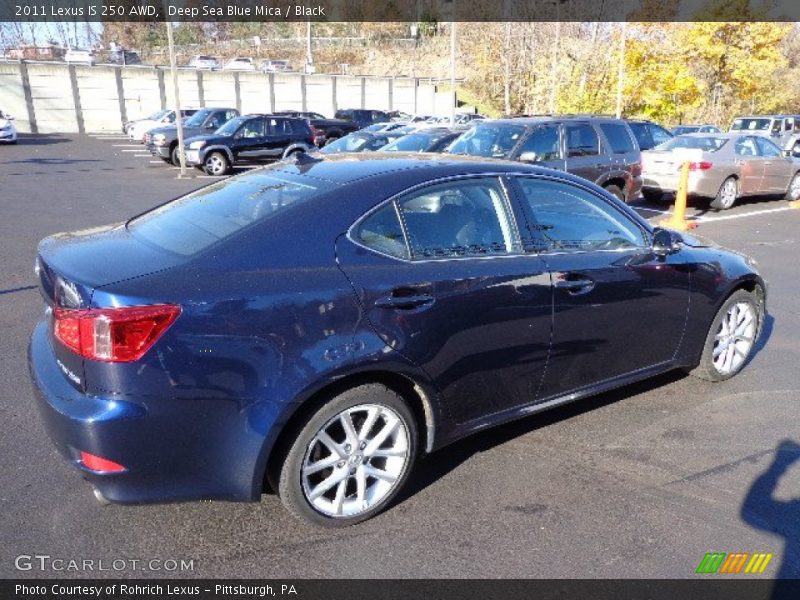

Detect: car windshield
[320, 134, 371, 153]
[381, 133, 439, 152]
[655, 136, 728, 152]
[447, 124, 525, 158]
[731, 118, 772, 131]
[184, 109, 213, 127]
[128, 172, 335, 256]
[147, 109, 170, 121]
[198, 56, 215, 61]
[673, 126, 699, 135]
[215, 116, 247, 136]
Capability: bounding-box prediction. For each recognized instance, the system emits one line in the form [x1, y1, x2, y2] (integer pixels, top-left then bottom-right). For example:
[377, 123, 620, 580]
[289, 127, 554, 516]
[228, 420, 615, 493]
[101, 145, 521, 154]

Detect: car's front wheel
[278, 384, 418, 526]
[689, 288, 763, 382]
[203, 151, 229, 176]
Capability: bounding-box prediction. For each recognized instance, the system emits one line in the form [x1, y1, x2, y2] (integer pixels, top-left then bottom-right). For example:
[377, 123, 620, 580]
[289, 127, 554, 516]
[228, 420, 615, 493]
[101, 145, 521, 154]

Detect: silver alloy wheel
[712, 301, 756, 375]
[301, 403, 409, 518]
[789, 173, 800, 200]
[205, 153, 226, 175]
[719, 178, 738, 209]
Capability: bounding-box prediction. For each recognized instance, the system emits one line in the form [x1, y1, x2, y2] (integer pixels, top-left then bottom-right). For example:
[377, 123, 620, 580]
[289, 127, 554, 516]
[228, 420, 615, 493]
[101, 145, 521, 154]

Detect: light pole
[449, 21, 456, 126]
[615, 22, 627, 119]
[164, 16, 187, 178]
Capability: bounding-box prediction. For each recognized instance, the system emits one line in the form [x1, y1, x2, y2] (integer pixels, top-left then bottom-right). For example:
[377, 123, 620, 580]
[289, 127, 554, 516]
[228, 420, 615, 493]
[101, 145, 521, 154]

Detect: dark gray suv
[447, 116, 657, 203]
[146, 107, 239, 165]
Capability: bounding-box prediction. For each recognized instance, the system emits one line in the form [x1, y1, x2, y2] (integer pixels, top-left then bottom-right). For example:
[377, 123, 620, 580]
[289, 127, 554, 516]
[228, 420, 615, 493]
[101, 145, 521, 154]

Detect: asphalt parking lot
[1, 134, 799, 579]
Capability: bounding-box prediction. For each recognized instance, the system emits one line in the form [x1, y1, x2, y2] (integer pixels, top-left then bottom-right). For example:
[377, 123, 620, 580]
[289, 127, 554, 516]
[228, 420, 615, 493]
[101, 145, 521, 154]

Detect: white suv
[64, 49, 95, 66]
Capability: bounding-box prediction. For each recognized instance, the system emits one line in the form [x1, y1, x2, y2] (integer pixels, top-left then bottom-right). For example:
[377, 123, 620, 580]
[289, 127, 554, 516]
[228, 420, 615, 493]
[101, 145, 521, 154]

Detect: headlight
[188, 140, 206, 150]
[152, 134, 166, 146]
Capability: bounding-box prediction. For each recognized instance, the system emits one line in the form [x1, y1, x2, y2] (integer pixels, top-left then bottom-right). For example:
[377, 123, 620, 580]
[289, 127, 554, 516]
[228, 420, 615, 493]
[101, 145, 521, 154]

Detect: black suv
[447, 116, 657, 202]
[183, 115, 315, 175]
[334, 109, 392, 129]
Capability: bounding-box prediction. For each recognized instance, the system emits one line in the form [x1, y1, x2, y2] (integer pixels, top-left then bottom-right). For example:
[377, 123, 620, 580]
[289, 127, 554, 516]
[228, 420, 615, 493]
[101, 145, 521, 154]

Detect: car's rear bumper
[626, 174, 643, 202]
[642, 172, 722, 198]
[28, 320, 272, 504]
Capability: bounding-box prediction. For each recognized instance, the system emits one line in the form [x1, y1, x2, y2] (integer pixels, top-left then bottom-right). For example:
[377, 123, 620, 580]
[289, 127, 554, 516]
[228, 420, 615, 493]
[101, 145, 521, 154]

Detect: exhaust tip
[92, 487, 111, 506]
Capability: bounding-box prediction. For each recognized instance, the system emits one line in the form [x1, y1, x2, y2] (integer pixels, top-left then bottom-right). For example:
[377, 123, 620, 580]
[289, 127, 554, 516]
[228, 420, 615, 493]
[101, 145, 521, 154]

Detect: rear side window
[129, 173, 334, 256]
[627, 122, 651, 149]
[516, 178, 645, 252]
[565, 124, 599, 157]
[355, 204, 408, 259]
[397, 178, 517, 259]
[598, 123, 635, 154]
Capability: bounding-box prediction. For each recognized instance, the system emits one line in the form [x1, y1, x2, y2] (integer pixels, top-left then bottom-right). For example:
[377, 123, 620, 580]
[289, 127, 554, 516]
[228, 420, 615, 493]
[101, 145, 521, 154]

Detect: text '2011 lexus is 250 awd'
[29, 153, 766, 526]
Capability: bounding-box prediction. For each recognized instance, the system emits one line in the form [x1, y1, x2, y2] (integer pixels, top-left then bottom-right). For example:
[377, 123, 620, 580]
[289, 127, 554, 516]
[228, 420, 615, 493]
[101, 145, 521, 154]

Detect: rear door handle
[554, 277, 595, 295]
[375, 293, 435, 310]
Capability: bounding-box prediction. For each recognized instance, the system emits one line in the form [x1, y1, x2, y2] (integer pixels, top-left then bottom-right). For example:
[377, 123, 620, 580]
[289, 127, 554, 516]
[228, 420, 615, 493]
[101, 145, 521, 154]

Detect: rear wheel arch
[263, 371, 436, 494]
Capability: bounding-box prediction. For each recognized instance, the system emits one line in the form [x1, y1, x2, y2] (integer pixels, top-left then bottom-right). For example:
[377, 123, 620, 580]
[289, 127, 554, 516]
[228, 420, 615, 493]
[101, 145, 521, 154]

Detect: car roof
[680, 132, 740, 138]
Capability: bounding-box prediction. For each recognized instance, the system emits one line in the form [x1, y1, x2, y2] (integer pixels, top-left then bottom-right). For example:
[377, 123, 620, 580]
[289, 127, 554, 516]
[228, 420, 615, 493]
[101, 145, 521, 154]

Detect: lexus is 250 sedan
[29, 154, 766, 526]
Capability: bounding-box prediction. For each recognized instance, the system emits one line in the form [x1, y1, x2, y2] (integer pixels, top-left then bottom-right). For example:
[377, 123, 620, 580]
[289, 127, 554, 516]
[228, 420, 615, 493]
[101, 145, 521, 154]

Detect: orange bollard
[659, 160, 697, 231]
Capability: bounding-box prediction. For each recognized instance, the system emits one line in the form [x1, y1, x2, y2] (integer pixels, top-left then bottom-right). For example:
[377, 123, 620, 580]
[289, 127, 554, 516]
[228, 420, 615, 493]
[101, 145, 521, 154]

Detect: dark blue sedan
[29, 154, 766, 526]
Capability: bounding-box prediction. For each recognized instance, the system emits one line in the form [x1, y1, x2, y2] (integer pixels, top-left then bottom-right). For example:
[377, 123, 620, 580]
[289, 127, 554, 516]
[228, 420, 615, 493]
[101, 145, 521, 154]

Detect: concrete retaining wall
[0, 61, 450, 134]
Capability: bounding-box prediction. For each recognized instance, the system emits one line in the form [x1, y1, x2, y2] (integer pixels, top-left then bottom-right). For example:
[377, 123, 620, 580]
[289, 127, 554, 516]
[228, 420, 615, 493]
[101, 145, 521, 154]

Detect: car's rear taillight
[54, 304, 181, 362]
[687, 161, 713, 171]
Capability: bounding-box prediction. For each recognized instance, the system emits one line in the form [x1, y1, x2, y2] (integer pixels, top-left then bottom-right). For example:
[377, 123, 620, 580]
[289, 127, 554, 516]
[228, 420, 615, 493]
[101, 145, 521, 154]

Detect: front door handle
[375, 291, 435, 310]
[554, 276, 596, 295]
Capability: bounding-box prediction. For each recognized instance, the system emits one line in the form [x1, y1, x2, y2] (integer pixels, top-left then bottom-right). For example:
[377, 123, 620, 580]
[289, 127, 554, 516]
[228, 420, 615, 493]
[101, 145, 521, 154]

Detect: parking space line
[695, 206, 796, 223]
[113, 144, 143, 148]
[121, 149, 146, 152]
[134, 154, 151, 157]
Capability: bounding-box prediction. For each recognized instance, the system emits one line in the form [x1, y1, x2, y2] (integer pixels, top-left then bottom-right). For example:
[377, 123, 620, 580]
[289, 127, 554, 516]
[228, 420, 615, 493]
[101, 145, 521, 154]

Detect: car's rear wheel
[203, 151, 229, 176]
[710, 176, 738, 210]
[688, 288, 763, 382]
[278, 384, 418, 527]
[785, 171, 800, 201]
[604, 184, 625, 202]
[642, 188, 665, 203]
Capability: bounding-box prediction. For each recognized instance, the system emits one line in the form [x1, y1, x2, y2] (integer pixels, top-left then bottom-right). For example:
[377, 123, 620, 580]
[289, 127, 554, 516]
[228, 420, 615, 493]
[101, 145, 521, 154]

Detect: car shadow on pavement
[395, 369, 688, 506]
[14, 134, 72, 146]
[740, 439, 800, 589]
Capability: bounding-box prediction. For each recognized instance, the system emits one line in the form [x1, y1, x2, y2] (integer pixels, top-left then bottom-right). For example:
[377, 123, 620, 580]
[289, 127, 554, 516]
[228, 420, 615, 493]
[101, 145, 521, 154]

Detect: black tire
[203, 151, 229, 176]
[709, 176, 738, 211]
[785, 171, 800, 201]
[604, 184, 625, 202]
[277, 384, 418, 527]
[169, 144, 181, 166]
[642, 188, 664, 203]
[688, 288, 763, 382]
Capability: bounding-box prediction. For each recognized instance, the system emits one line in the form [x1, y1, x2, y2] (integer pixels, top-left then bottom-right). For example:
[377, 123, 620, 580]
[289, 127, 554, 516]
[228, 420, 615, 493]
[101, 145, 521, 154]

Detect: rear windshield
[128, 172, 335, 256]
[381, 133, 439, 152]
[730, 118, 772, 131]
[320, 134, 370, 153]
[655, 136, 728, 152]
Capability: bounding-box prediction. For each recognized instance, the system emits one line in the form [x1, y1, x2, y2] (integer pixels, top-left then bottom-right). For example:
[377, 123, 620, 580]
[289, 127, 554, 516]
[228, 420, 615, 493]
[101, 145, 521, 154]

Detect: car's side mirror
[519, 151, 539, 163]
[652, 228, 681, 256]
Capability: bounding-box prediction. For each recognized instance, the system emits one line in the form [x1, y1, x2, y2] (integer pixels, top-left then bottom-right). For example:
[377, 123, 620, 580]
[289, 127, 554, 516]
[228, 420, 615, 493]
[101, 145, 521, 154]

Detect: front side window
[518, 125, 560, 161]
[650, 124, 673, 145]
[447, 124, 525, 159]
[238, 118, 265, 138]
[397, 178, 517, 259]
[515, 178, 645, 253]
[565, 124, 600, 157]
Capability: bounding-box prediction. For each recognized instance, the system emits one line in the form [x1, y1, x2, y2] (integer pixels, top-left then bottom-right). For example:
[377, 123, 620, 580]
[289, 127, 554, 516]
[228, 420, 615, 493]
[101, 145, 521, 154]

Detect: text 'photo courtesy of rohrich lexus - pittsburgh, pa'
[29, 153, 767, 526]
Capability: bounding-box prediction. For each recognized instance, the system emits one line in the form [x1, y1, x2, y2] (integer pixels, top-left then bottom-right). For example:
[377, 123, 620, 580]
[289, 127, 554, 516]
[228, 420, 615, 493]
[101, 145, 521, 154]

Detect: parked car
[319, 131, 403, 154]
[109, 49, 142, 66]
[30, 154, 767, 526]
[183, 114, 314, 175]
[145, 107, 239, 165]
[672, 124, 721, 135]
[222, 57, 256, 71]
[64, 49, 95, 66]
[625, 119, 674, 151]
[273, 111, 359, 146]
[379, 128, 460, 153]
[126, 109, 199, 143]
[361, 122, 410, 133]
[0, 109, 17, 143]
[261, 59, 293, 73]
[446, 116, 643, 202]
[729, 114, 800, 156]
[641, 132, 800, 210]
[334, 109, 392, 129]
[187, 55, 220, 70]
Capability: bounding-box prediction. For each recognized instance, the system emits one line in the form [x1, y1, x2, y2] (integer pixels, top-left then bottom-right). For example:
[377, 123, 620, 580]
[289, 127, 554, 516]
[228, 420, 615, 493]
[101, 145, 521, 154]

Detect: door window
[397, 178, 517, 259]
[735, 137, 759, 156]
[598, 122, 635, 154]
[627, 122, 651, 149]
[517, 126, 560, 161]
[756, 137, 783, 157]
[565, 124, 600, 157]
[237, 118, 265, 138]
[266, 119, 292, 135]
[650, 124, 673, 146]
[354, 203, 408, 259]
[515, 178, 645, 252]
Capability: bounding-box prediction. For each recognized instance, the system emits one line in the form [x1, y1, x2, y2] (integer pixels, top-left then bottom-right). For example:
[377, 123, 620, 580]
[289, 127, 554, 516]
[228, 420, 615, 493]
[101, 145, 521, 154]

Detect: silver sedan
[641, 132, 800, 209]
